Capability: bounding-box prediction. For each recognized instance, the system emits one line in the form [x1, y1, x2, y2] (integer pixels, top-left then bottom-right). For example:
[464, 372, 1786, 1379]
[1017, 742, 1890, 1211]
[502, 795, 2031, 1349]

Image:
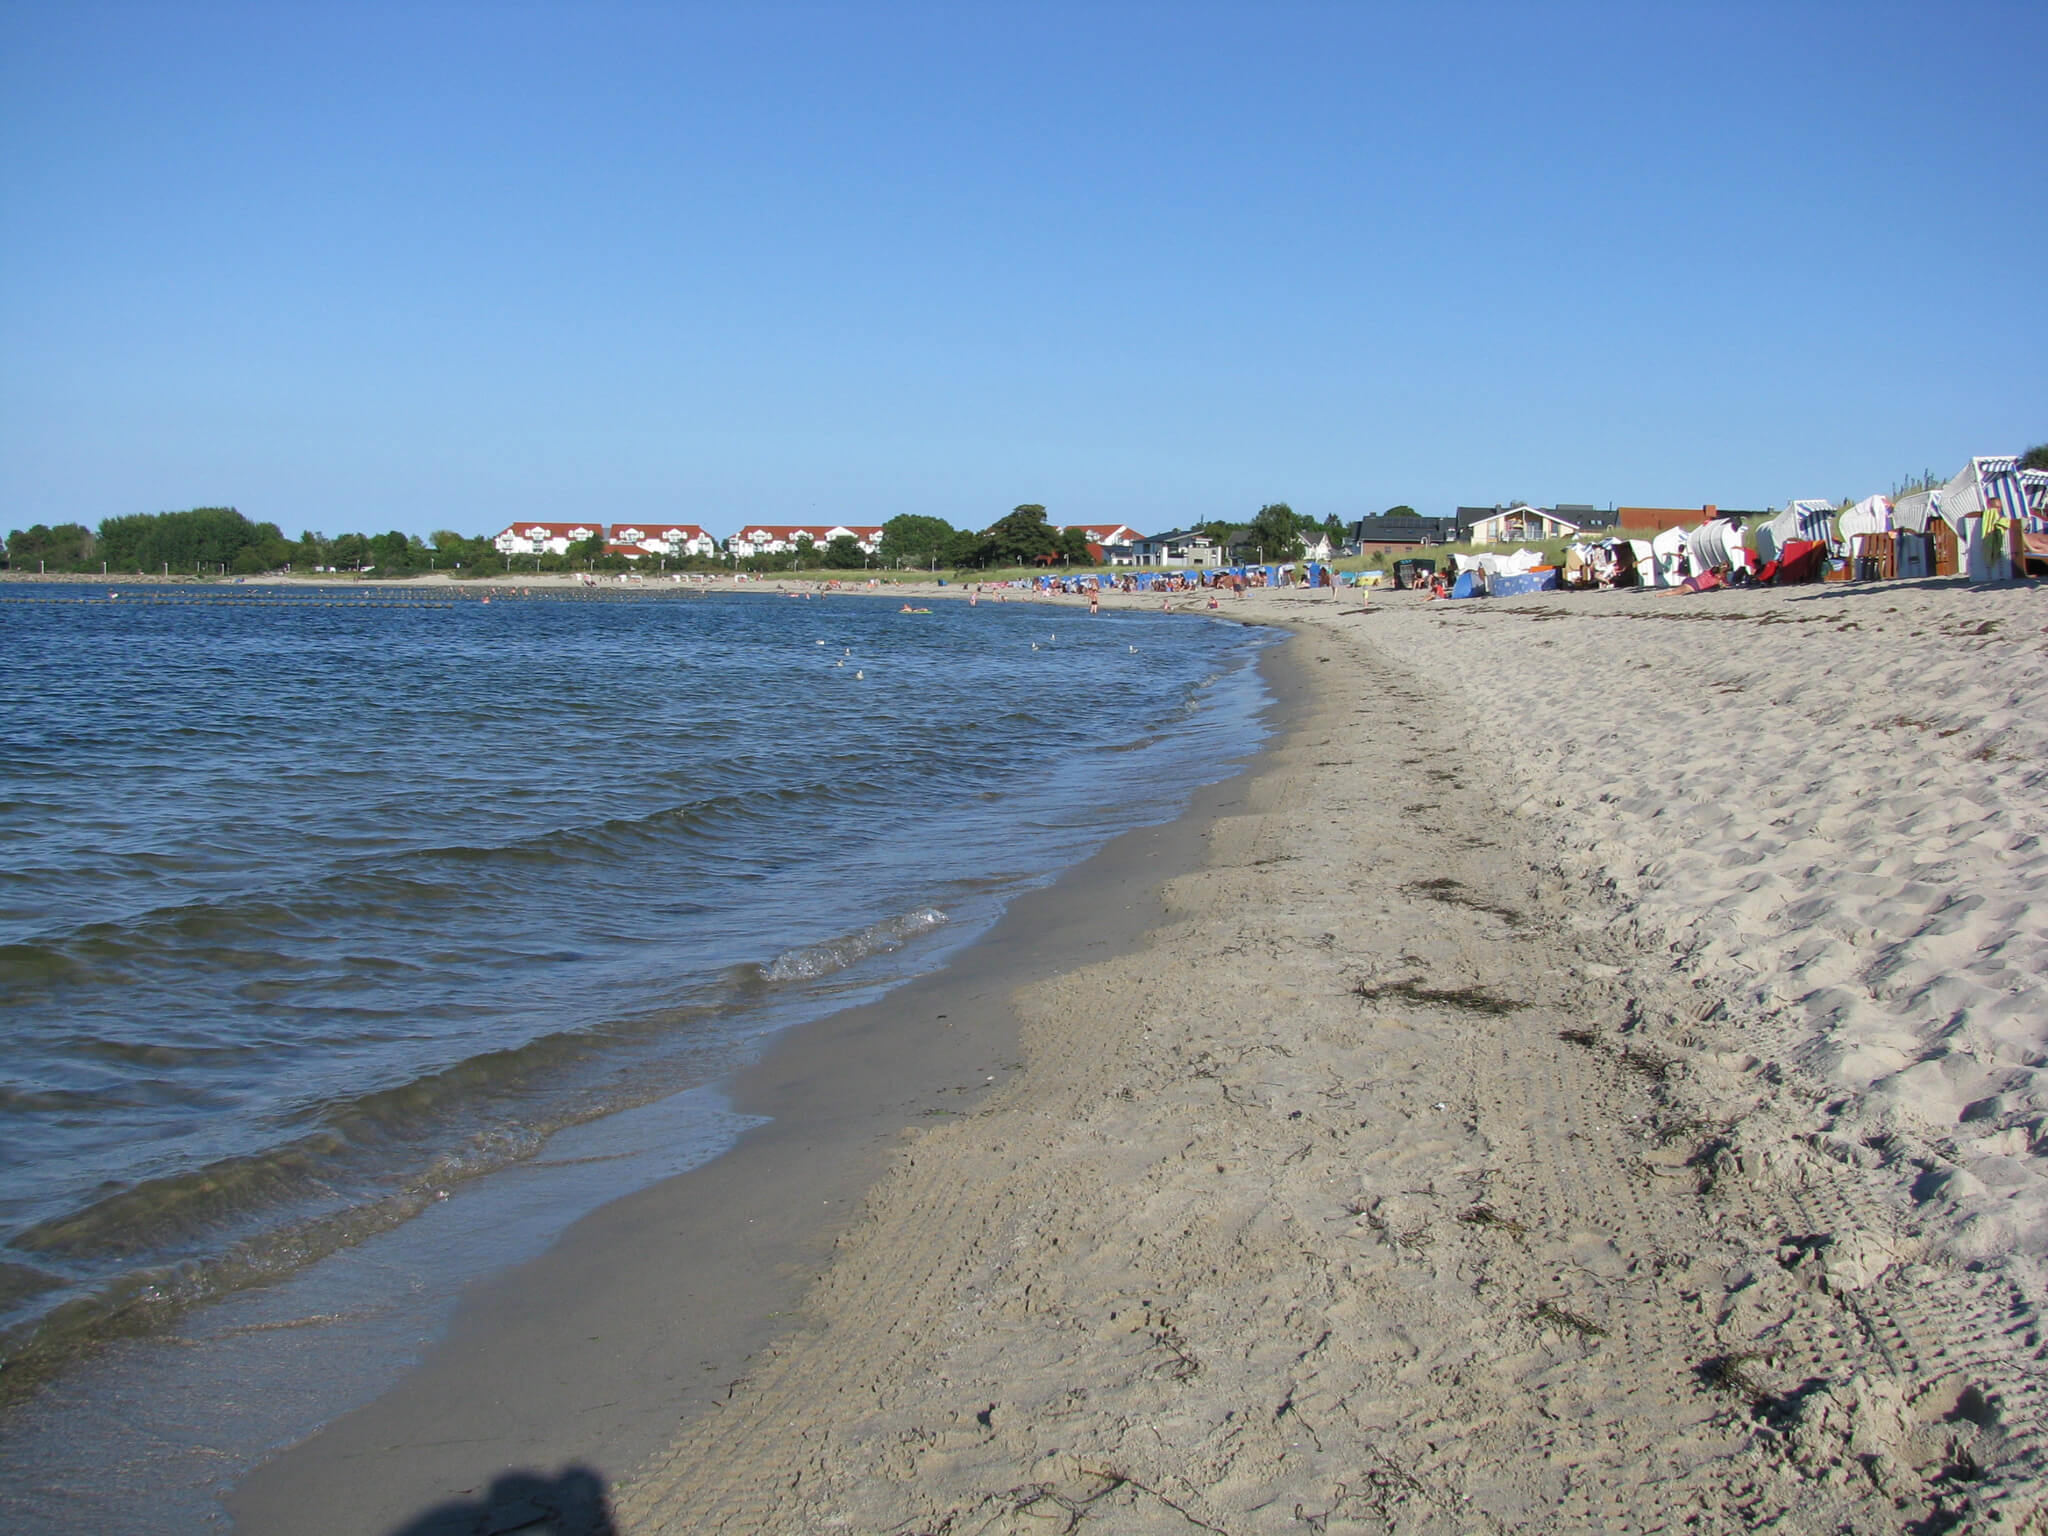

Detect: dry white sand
[610, 578, 2047, 1534]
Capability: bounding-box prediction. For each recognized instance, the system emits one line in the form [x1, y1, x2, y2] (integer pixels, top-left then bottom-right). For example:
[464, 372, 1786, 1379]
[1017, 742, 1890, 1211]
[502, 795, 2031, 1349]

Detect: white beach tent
[1630, 539, 1662, 586]
[1937, 456, 2030, 578]
[1892, 488, 1940, 533]
[2020, 469, 2048, 526]
[1684, 519, 1746, 574]
[1649, 526, 1692, 585]
[1837, 495, 1893, 540]
[1756, 499, 1839, 562]
[1936, 457, 2028, 531]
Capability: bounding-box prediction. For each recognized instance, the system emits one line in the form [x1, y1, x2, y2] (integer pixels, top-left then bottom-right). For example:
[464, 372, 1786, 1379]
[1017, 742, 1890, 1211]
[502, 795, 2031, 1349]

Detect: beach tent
[1837, 495, 1893, 540]
[2019, 470, 2048, 576]
[1684, 520, 1746, 574]
[1892, 489, 1939, 533]
[1758, 500, 1838, 562]
[1837, 495, 1896, 578]
[1892, 488, 1954, 574]
[1630, 539, 1662, 587]
[1937, 456, 2031, 578]
[1649, 526, 1692, 585]
[2023, 470, 2048, 523]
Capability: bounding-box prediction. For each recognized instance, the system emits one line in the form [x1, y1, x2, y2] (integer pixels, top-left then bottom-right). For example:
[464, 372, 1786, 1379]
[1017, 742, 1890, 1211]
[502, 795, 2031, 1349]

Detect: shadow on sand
[385, 1464, 616, 1536]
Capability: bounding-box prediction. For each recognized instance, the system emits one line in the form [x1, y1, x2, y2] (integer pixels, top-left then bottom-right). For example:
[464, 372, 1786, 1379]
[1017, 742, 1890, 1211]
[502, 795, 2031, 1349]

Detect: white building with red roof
[728, 523, 884, 558]
[494, 521, 605, 557]
[1061, 522, 1143, 548]
[611, 520, 718, 558]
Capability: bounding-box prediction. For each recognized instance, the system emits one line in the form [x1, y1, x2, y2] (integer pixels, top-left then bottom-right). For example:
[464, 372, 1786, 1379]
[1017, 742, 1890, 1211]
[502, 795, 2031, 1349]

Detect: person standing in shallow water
[1089, 587, 1099, 616]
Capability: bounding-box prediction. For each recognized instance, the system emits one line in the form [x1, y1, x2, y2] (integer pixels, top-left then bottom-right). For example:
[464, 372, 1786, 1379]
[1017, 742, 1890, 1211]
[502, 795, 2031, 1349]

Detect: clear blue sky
[4, 2, 2042, 542]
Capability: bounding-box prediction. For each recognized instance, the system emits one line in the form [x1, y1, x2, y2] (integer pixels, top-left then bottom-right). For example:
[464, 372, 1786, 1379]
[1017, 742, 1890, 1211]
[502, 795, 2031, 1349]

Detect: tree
[944, 527, 989, 568]
[981, 504, 1059, 566]
[2022, 442, 2048, 472]
[97, 507, 276, 572]
[1381, 505, 1417, 518]
[821, 534, 866, 568]
[1246, 503, 1305, 563]
[1057, 527, 1093, 565]
[877, 514, 958, 569]
[567, 530, 606, 563]
[369, 530, 426, 571]
[5, 522, 96, 570]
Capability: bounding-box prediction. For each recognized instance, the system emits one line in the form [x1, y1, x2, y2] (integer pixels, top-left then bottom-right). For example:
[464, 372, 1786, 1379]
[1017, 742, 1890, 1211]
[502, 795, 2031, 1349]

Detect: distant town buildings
[612, 521, 719, 558]
[1060, 522, 1143, 548]
[493, 521, 605, 557]
[492, 503, 1777, 567]
[491, 521, 878, 561]
[1350, 514, 1463, 552]
[726, 524, 883, 558]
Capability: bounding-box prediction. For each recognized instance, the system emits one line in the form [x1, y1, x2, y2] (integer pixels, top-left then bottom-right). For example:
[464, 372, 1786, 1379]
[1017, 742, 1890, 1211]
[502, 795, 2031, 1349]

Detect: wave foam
[758, 907, 950, 983]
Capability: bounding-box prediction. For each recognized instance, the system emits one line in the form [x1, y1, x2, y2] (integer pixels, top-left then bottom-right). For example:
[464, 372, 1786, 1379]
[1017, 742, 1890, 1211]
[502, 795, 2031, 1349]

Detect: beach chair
[1851, 531, 1895, 581]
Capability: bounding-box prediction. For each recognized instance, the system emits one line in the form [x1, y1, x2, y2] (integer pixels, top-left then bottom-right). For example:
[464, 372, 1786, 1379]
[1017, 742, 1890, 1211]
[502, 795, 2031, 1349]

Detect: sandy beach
[234, 576, 2047, 1534]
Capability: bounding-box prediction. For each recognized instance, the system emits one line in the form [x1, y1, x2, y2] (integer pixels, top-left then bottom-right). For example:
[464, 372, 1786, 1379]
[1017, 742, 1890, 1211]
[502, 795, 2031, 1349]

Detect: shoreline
[41, 574, 2044, 1532]
[586, 580, 2045, 1533]
[224, 618, 1307, 1534]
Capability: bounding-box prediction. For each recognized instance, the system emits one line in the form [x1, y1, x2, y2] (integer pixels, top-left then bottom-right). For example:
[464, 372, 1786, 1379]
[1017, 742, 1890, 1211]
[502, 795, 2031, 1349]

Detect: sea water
[0, 582, 1278, 1530]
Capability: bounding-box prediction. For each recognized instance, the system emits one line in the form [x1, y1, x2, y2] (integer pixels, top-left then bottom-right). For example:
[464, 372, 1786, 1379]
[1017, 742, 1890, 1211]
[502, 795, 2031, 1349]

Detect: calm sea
[0, 581, 1276, 1529]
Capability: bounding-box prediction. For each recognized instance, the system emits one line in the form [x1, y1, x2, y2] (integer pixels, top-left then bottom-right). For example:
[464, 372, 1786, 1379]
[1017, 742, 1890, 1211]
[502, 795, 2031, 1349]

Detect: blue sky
[4, 2, 2042, 542]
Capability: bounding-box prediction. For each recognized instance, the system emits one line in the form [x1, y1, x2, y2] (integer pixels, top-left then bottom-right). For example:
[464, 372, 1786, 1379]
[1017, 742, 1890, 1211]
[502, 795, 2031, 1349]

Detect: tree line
[0, 509, 481, 577]
[5, 498, 1388, 579]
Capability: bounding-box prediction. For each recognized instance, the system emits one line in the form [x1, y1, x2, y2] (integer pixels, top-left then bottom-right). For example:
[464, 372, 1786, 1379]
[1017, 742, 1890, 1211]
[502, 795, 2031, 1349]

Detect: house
[612, 521, 718, 559]
[1060, 522, 1143, 549]
[1454, 504, 1620, 542]
[1465, 505, 1586, 545]
[1350, 514, 1460, 552]
[1551, 504, 1610, 525]
[1130, 528, 1227, 567]
[494, 521, 605, 557]
[727, 524, 884, 558]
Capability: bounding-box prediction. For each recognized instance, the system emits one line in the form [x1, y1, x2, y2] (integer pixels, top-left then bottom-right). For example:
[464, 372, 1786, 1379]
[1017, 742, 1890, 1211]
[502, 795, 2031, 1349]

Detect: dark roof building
[1350, 514, 1461, 546]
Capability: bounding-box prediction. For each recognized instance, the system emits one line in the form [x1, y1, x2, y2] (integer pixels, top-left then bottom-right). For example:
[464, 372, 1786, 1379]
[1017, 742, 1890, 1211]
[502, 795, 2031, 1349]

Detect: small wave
[755, 906, 950, 984]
